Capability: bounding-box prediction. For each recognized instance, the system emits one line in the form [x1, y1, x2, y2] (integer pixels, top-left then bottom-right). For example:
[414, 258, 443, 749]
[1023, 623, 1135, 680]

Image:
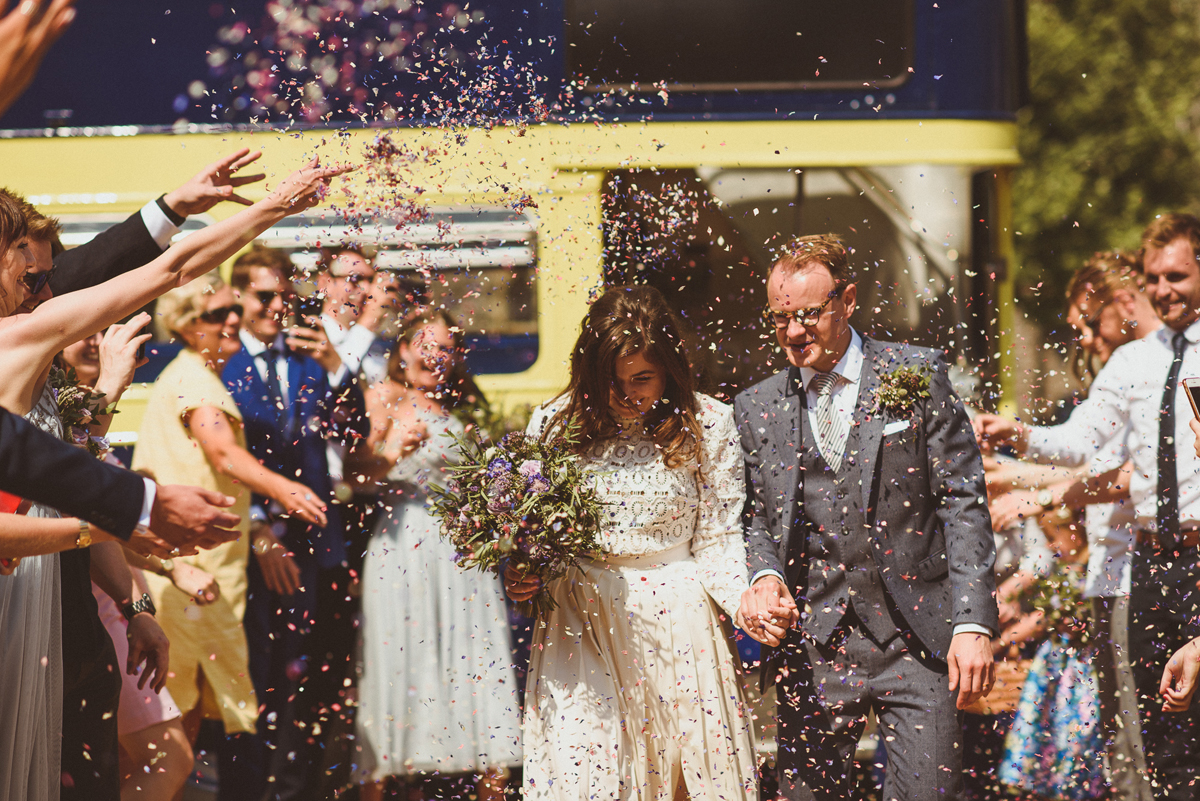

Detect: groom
[735, 235, 998, 800]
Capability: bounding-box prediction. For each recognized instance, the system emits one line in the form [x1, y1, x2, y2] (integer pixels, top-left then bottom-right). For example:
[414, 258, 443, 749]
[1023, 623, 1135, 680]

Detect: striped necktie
[811, 371, 845, 472]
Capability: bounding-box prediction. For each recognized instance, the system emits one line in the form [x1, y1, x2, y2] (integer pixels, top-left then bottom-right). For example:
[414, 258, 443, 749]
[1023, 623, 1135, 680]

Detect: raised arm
[6, 159, 352, 373]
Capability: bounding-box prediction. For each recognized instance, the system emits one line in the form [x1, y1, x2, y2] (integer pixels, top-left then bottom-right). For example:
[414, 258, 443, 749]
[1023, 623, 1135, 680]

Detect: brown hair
[0, 189, 30, 251]
[18, 196, 63, 251]
[771, 233, 854, 284]
[231, 244, 292, 288]
[545, 285, 700, 469]
[1066, 250, 1144, 385]
[321, 246, 371, 273]
[385, 307, 480, 410]
[1142, 213, 1200, 259]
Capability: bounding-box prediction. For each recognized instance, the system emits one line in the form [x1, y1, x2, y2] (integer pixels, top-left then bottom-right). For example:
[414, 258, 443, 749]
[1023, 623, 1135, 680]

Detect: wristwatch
[75, 520, 92, 550]
[122, 593, 157, 621]
[1035, 489, 1055, 510]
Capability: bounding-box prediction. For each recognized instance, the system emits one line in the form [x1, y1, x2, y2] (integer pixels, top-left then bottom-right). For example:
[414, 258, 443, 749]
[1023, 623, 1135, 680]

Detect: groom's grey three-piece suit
[735, 334, 998, 801]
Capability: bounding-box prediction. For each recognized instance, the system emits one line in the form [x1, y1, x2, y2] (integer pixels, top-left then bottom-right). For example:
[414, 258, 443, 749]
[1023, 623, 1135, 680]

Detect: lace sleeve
[690, 397, 749, 619]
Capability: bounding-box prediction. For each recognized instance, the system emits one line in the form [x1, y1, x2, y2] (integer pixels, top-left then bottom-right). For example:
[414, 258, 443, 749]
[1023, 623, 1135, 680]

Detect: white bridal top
[528, 393, 750, 617]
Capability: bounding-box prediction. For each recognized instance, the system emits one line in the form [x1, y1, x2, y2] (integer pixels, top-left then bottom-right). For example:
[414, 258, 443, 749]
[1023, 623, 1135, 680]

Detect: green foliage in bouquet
[1022, 562, 1091, 648]
[431, 425, 604, 617]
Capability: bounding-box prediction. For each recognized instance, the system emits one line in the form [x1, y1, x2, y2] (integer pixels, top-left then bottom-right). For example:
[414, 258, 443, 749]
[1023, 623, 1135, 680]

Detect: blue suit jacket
[223, 345, 345, 569]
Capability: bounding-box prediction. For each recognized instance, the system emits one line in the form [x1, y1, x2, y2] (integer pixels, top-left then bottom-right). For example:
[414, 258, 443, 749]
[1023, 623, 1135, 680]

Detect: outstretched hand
[737, 576, 799, 646]
[0, 0, 77, 117]
[163, 148, 267, 217]
[149, 484, 240, 552]
[126, 612, 170, 692]
[267, 157, 356, 215]
[972, 414, 1028, 455]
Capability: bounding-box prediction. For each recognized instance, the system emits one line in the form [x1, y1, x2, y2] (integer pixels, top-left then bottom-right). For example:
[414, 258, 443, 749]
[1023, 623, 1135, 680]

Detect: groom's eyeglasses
[763, 285, 845, 329]
[20, 268, 54, 296]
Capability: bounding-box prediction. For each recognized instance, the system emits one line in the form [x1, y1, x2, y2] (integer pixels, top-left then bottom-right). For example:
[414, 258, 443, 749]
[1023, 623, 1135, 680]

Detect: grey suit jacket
[734, 336, 998, 662]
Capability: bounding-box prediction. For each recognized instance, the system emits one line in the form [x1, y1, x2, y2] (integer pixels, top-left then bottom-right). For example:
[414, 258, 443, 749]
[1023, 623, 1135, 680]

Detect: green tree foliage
[1014, 0, 1200, 324]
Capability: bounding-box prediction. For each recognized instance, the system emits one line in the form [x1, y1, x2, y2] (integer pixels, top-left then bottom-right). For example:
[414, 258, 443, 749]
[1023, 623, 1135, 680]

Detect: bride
[506, 284, 757, 800]
[0, 159, 346, 800]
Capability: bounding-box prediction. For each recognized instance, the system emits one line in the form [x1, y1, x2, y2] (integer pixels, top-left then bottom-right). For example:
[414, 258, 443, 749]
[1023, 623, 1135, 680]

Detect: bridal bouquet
[432, 428, 604, 617]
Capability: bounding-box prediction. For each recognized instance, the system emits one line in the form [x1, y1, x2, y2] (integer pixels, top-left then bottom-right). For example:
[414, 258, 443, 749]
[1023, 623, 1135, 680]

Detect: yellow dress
[131, 348, 257, 733]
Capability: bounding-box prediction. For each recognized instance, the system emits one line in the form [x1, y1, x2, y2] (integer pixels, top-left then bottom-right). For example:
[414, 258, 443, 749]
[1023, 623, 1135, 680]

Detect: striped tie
[811, 371, 845, 472]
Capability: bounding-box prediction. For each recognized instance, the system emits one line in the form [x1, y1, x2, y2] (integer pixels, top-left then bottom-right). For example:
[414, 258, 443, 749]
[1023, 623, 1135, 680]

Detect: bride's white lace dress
[521, 393, 757, 800]
[0, 382, 64, 801]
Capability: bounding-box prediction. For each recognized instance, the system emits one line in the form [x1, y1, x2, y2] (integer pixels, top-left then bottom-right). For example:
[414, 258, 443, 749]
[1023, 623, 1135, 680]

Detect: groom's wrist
[953, 623, 993, 638]
[750, 569, 786, 586]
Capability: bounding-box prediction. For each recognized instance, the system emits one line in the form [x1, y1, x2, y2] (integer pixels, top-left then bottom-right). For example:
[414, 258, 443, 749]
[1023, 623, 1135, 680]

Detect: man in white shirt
[317, 247, 405, 390]
[976, 214, 1200, 801]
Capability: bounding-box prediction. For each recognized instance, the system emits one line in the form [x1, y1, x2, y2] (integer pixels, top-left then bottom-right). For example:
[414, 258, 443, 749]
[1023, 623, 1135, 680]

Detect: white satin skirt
[522, 544, 757, 800]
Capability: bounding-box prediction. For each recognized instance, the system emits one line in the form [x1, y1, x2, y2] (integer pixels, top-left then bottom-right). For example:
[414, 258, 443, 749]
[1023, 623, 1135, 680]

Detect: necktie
[261, 346, 287, 429]
[1157, 331, 1188, 544]
[812, 371, 844, 472]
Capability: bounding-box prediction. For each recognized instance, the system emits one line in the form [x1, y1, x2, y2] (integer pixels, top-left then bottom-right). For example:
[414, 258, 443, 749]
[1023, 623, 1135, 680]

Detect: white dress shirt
[1027, 319, 1200, 532]
[138, 200, 182, 250]
[1083, 429, 1136, 598]
[750, 329, 989, 636]
[238, 331, 291, 404]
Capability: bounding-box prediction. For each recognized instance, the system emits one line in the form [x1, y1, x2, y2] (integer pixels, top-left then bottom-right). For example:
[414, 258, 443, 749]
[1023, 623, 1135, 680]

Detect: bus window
[567, 0, 914, 91]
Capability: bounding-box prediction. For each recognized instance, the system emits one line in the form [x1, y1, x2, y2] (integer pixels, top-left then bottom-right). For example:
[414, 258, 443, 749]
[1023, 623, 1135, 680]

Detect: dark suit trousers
[776, 616, 961, 801]
[236, 547, 320, 801]
[60, 627, 121, 801]
[1129, 543, 1200, 801]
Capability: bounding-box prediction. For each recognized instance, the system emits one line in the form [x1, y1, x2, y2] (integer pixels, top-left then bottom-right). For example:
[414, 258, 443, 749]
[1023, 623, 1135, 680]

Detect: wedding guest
[59, 326, 221, 800]
[984, 251, 1157, 801]
[318, 247, 405, 389]
[133, 275, 329, 801]
[506, 285, 756, 800]
[350, 309, 521, 801]
[223, 248, 346, 797]
[0, 160, 345, 799]
[975, 214, 1200, 800]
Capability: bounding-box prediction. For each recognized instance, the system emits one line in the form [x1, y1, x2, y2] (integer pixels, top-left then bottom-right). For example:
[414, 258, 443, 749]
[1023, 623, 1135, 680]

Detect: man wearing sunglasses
[735, 234, 998, 801]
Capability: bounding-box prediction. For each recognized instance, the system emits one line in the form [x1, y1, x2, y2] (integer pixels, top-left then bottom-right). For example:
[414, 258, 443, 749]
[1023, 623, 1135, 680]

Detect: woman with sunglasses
[349, 307, 522, 801]
[506, 285, 756, 800]
[0, 159, 344, 801]
[131, 274, 329, 797]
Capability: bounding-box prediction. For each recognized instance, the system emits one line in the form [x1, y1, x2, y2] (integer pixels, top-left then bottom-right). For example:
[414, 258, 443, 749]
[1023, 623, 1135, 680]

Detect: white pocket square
[883, 420, 911, 436]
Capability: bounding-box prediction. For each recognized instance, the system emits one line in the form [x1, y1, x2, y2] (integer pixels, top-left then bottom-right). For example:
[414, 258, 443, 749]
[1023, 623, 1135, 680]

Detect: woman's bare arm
[187, 405, 327, 526]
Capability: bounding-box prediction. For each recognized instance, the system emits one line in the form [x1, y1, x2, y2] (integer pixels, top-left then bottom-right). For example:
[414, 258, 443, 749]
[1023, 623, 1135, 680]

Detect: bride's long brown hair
[544, 285, 701, 469]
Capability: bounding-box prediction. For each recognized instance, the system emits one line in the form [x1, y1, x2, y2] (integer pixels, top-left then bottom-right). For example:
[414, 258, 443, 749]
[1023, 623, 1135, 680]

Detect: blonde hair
[155, 274, 226, 340]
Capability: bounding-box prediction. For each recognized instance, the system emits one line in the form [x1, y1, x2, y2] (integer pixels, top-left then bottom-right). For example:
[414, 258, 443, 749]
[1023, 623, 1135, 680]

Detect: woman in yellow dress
[132, 275, 327, 795]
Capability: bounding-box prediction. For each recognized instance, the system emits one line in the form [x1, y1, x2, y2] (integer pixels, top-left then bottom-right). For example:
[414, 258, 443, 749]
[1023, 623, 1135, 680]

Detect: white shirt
[1082, 429, 1136, 598]
[238, 331, 291, 405]
[138, 200, 182, 250]
[1027, 320, 1200, 532]
[753, 329, 989, 636]
[321, 313, 386, 388]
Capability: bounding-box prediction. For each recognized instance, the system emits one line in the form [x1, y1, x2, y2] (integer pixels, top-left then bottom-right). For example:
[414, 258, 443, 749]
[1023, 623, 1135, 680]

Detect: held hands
[162, 148, 267, 217]
[972, 414, 1028, 455]
[948, 632, 996, 710]
[267, 157, 355, 215]
[503, 562, 541, 603]
[126, 612, 170, 692]
[1160, 636, 1200, 712]
[252, 526, 301, 596]
[737, 576, 800, 647]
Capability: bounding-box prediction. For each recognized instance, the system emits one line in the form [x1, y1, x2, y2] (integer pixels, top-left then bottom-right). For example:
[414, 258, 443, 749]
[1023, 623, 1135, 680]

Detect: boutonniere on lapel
[874, 365, 932, 417]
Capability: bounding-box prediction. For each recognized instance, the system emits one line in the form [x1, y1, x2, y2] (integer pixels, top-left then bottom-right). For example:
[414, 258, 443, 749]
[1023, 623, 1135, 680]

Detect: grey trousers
[775, 619, 961, 801]
[1090, 595, 1154, 801]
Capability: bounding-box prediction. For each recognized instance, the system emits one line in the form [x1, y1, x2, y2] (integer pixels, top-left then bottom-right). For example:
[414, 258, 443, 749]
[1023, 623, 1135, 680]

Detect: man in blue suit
[224, 245, 348, 800]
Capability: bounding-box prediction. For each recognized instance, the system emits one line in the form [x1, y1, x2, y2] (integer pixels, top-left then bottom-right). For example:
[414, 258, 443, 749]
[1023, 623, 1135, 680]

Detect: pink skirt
[92, 584, 181, 735]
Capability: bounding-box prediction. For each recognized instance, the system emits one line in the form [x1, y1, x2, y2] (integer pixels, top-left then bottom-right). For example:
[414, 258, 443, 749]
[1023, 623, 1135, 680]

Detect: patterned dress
[521, 394, 757, 801]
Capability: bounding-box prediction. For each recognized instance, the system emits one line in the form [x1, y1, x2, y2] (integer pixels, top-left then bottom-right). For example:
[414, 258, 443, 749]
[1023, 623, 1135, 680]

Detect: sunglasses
[197, 304, 244, 324]
[253, 290, 288, 306]
[20, 269, 54, 296]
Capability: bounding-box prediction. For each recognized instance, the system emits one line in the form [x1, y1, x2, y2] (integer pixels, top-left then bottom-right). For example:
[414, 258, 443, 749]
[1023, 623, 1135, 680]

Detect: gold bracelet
[75, 520, 92, 550]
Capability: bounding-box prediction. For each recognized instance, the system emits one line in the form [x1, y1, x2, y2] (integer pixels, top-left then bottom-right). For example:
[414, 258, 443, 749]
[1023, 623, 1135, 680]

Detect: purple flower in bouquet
[499, 431, 527, 450]
[486, 456, 513, 478]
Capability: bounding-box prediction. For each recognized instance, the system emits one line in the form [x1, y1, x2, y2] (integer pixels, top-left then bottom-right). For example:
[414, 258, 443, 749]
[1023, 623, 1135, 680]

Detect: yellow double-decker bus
[1, 0, 1026, 443]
